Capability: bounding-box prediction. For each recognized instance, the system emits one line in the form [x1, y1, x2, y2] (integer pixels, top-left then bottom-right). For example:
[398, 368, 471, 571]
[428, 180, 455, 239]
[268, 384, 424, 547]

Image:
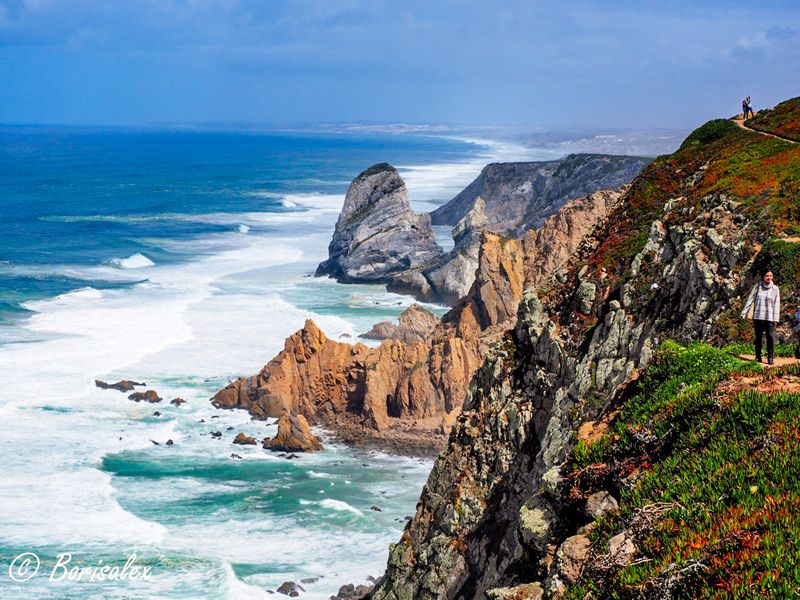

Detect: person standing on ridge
[742, 96, 754, 119]
[742, 269, 781, 365]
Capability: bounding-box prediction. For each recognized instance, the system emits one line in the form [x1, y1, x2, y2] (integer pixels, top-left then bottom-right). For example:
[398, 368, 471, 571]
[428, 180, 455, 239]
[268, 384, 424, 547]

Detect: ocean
[0, 125, 556, 599]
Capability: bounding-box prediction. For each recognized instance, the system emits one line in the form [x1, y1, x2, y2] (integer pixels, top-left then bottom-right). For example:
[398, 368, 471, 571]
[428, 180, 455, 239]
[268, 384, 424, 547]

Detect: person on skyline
[742, 269, 780, 365]
[742, 96, 754, 119]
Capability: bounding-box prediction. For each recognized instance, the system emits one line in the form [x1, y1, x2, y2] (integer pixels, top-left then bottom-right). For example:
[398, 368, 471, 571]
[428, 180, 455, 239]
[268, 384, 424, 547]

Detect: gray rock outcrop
[316, 163, 443, 283]
[429, 154, 651, 236]
[389, 197, 489, 305]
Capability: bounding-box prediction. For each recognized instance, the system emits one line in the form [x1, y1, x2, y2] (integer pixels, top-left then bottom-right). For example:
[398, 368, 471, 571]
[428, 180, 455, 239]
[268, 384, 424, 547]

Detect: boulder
[170, 397, 187, 406]
[555, 534, 592, 585]
[233, 432, 257, 445]
[359, 320, 398, 341]
[606, 531, 636, 566]
[585, 491, 618, 519]
[316, 163, 443, 283]
[359, 304, 439, 344]
[128, 390, 162, 403]
[263, 413, 323, 452]
[276, 581, 304, 597]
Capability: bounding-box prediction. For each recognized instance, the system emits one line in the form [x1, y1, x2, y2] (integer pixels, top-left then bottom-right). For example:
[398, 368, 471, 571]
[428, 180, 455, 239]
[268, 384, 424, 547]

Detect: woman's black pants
[754, 319, 775, 360]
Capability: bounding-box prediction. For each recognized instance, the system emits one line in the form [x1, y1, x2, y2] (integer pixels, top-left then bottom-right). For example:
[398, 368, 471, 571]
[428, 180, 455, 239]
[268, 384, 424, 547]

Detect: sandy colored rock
[607, 531, 636, 566]
[521, 189, 622, 288]
[555, 534, 592, 585]
[263, 413, 323, 452]
[359, 304, 439, 344]
[486, 583, 544, 600]
[232, 432, 257, 445]
[128, 390, 162, 403]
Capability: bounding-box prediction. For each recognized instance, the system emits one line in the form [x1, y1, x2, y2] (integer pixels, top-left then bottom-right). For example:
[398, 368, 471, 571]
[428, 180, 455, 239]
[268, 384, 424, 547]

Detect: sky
[0, 0, 797, 129]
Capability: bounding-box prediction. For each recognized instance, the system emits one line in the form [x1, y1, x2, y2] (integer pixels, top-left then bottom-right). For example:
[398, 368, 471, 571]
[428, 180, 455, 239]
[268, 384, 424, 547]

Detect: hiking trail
[732, 116, 799, 144]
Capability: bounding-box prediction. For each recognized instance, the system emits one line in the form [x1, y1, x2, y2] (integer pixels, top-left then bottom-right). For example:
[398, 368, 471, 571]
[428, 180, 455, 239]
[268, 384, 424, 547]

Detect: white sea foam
[237, 223, 250, 233]
[318, 498, 365, 516]
[108, 252, 156, 269]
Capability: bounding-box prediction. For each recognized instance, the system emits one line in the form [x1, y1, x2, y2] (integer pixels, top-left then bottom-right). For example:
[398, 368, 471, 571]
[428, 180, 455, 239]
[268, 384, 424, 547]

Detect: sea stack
[315, 163, 443, 283]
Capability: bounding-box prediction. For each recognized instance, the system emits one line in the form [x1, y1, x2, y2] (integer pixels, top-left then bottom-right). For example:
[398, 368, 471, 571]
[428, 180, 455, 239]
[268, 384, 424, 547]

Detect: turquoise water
[0, 126, 546, 598]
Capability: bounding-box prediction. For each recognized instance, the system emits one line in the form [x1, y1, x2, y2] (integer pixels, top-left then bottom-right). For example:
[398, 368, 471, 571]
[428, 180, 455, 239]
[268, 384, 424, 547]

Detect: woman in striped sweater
[742, 270, 781, 365]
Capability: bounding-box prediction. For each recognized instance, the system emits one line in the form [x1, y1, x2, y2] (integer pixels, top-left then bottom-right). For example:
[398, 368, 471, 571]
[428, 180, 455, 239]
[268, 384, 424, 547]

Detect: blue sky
[0, 0, 797, 129]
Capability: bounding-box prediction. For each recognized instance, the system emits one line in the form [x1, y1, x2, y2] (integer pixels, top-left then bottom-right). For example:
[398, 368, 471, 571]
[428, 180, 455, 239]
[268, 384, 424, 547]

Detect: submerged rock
[96, 379, 145, 393]
[170, 397, 187, 406]
[332, 582, 373, 599]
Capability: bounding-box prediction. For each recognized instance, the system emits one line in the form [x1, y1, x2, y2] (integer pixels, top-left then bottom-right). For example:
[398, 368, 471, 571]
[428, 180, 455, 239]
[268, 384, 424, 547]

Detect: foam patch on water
[108, 252, 156, 269]
[317, 499, 365, 516]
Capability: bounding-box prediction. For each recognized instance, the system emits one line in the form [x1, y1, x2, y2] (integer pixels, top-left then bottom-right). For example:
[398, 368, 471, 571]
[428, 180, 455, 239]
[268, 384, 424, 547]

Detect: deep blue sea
[0, 126, 552, 599]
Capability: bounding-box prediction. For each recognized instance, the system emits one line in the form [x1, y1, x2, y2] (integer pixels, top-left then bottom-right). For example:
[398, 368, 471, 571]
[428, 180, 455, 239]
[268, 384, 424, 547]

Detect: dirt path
[732, 117, 799, 144]
[736, 354, 800, 368]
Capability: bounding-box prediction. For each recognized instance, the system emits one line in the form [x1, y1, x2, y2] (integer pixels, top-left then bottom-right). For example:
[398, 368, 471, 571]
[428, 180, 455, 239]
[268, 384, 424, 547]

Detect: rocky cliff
[316, 163, 443, 283]
[429, 154, 651, 236]
[368, 111, 800, 598]
[320, 157, 645, 305]
[212, 189, 622, 450]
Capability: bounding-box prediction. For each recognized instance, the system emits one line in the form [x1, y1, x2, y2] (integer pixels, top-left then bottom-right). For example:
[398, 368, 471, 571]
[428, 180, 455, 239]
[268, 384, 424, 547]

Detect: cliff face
[429, 154, 651, 236]
[212, 190, 622, 448]
[369, 114, 800, 598]
[316, 163, 443, 283]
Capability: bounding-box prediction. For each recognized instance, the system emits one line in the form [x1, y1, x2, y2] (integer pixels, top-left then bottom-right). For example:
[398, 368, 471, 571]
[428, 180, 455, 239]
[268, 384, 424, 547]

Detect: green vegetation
[723, 342, 797, 358]
[565, 342, 800, 598]
[748, 97, 800, 143]
[754, 238, 800, 290]
[679, 119, 739, 150]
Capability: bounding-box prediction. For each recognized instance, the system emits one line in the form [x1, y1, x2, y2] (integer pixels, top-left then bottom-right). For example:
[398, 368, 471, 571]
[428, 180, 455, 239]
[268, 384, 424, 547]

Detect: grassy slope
[566, 343, 800, 598]
[747, 97, 800, 143]
[556, 101, 800, 597]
